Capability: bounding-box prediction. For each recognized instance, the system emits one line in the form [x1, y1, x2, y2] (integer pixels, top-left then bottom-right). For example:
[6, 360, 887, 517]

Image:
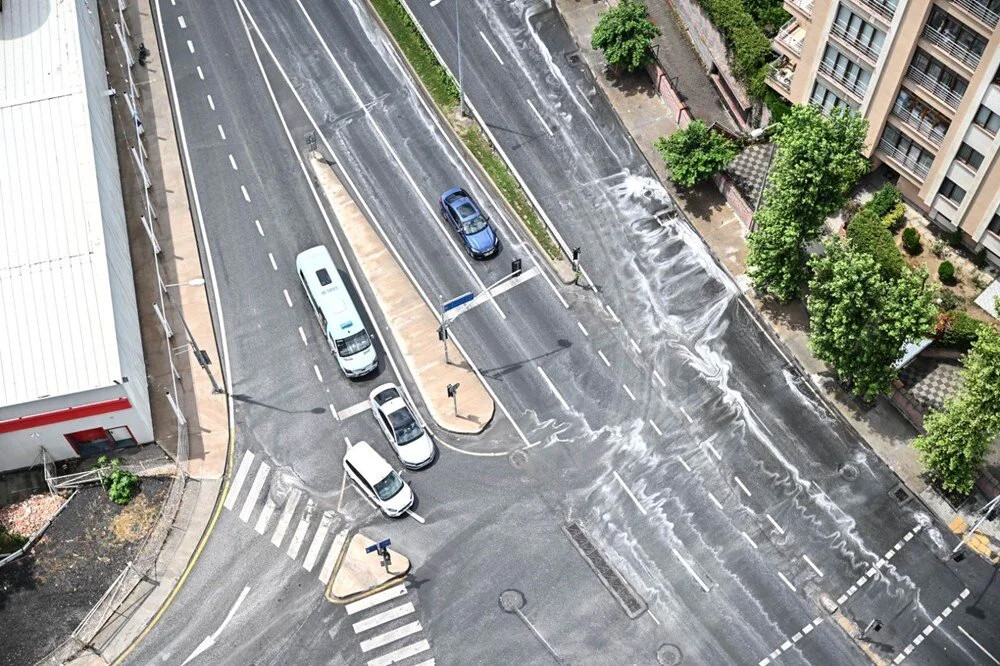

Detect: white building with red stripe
[0, 0, 153, 472]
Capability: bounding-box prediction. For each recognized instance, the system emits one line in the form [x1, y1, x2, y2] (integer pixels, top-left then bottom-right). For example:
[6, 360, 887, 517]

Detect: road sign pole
[447, 383, 460, 416]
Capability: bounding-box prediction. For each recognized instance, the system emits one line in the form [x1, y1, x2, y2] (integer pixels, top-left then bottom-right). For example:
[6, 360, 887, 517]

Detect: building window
[938, 178, 967, 204]
[834, 5, 885, 57]
[974, 104, 1000, 134]
[910, 48, 968, 101]
[955, 142, 984, 171]
[925, 7, 986, 63]
[811, 82, 850, 112]
[821, 45, 871, 96]
[881, 125, 935, 177]
[989, 213, 1000, 235]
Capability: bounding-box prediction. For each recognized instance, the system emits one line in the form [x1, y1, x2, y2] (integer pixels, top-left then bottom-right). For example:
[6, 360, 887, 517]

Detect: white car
[343, 441, 414, 518]
[369, 383, 436, 469]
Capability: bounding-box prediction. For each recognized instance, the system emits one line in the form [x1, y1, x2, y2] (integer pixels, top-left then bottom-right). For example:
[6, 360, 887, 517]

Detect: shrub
[974, 248, 988, 268]
[884, 202, 906, 232]
[938, 261, 956, 284]
[902, 227, 922, 254]
[931, 239, 946, 257]
[938, 289, 962, 312]
[0, 524, 28, 553]
[94, 456, 140, 505]
[937, 311, 991, 348]
[866, 184, 901, 218]
[694, 0, 772, 84]
[948, 229, 964, 247]
[744, 0, 790, 35]
[847, 208, 905, 277]
[591, 0, 661, 73]
[654, 120, 739, 187]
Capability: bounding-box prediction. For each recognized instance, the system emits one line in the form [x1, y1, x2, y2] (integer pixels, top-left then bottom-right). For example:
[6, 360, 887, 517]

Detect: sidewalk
[556, 0, 999, 560]
[309, 154, 495, 435]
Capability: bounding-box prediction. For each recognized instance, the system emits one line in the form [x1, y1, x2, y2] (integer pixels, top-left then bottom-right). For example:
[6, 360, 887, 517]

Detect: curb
[323, 531, 411, 605]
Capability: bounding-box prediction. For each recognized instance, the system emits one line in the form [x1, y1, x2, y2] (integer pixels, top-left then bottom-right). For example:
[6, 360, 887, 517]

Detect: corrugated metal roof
[0, 0, 123, 406]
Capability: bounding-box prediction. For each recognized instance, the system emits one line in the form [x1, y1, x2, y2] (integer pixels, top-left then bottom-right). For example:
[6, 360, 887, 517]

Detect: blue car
[440, 187, 500, 259]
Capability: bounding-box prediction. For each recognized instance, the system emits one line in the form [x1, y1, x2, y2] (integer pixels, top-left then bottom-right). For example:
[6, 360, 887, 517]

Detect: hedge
[866, 184, 901, 219]
[938, 311, 994, 349]
[846, 208, 905, 277]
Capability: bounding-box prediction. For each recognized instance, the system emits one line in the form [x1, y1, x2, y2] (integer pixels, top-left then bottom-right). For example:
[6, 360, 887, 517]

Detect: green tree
[654, 121, 739, 187]
[807, 240, 936, 397]
[747, 105, 869, 300]
[846, 207, 905, 278]
[914, 326, 1000, 496]
[591, 0, 661, 73]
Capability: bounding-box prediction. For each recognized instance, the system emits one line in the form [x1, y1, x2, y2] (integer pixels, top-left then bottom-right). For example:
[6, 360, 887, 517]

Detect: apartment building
[767, 0, 1000, 266]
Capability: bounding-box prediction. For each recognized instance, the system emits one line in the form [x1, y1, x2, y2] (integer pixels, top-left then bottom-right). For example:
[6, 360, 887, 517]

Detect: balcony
[775, 20, 806, 55]
[922, 24, 983, 69]
[952, 0, 999, 29]
[785, 0, 814, 17]
[818, 60, 869, 100]
[891, 100, 949, 144]
[878, 139, 932, 179]
[830, 21, 883, 62]
[857, 0, 896, 22]
[906, 66, 965, 108]
[769, 62, 795, 90]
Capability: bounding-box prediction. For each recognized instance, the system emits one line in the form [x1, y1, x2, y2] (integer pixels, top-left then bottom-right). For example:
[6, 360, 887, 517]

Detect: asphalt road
[125, 0, 1000, 664]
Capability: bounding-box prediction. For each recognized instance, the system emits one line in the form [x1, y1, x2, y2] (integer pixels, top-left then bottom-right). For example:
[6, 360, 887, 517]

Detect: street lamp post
[162, 279, 224, 395]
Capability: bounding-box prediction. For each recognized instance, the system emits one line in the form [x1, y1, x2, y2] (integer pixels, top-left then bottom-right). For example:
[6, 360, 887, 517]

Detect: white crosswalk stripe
[303, 511, 334, 572]
[345, 585, 407, 615]
[224, 451, 254, 510]
[353, 602, 414, 634]
[367, 639, 430, 666]
[337, 400, 370, 420]
[360, 621, 422, 652]
[254, 495, 277, 534]
[320, 529, 349, 584]
[239, 462, 269, 522]
[271, 488, 301, 547]
[287, 499, 315, 559]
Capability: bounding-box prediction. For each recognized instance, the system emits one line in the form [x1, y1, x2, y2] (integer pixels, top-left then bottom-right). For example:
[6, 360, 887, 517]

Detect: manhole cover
[656, 644, 683, 665]
[839, 463, 858, 481]
[499, 589, 526, 613]
[508, 449, 528, 469]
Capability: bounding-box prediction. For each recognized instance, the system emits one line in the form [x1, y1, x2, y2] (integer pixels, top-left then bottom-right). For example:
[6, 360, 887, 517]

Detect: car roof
[379, 396, 410, 417]
[344, 441, 393, 480]
[370, 383, 401, 405]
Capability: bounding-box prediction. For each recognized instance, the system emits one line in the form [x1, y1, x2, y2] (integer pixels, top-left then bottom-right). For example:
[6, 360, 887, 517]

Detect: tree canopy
[591, 0, 661, 73]
[654, 120, 739, 187]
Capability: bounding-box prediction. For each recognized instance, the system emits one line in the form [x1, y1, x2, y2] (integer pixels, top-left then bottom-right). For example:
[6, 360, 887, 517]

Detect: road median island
[309, 154, 495, 435]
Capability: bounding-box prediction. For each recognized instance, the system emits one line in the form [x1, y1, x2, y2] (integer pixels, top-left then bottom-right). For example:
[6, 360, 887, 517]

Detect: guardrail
[953, 0, 999, 28]
[829, 21, 882, 62]
[891, 101, 948, 144]
[922, 25, 982, 69]
[818, 59, 869, 99]
[906, 66, 965, 109]
[878, 138, 932, 178]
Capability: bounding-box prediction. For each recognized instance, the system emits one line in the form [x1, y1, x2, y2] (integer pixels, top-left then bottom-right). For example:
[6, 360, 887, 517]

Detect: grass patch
[368, 0, 563, 262]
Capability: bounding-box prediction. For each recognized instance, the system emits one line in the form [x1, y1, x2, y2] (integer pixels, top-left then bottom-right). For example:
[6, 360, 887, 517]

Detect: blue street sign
[365, 538, 391, 554]
[443, 291, 474, 312]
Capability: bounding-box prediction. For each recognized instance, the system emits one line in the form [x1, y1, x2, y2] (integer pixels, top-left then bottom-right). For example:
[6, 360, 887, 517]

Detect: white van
[343, 441, 414, 517]
[296, 245, 378, 378]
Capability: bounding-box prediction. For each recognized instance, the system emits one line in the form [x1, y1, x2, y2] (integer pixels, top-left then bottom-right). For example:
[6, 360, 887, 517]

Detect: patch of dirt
[0, 494, 66, 539]
[109, 494, 159, 543]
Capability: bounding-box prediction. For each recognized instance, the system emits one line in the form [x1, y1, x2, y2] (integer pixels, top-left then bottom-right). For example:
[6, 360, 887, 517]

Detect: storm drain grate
[563, 522, 647, 618]
[890, 483, 914, 507]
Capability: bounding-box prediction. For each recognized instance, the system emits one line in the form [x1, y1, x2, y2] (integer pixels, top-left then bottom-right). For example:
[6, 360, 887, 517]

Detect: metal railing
[818, 59, 869, 99]
[775, 20, 804, 55]
[769, 65, 794, 90]
[922, 25, 983, 69]
[878, 138, 932, 178]
[829, 20, 882, 61]
[952, 0, 999, 28]
[786, 0, 814, 16]
[858, 0, 896, 21]
[891, 100, 949, 144]
[906, 65, 965, 108]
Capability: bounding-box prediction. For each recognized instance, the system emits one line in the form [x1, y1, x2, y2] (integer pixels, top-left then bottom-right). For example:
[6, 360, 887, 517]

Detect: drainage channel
[563, 521, 647, 619]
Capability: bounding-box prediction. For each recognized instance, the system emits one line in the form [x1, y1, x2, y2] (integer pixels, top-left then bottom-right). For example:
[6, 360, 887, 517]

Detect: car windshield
[374, 472, 404, 501]
[389, 408, 423, 445]
[462, 214, 488, 235]
[335, 330, 371, 357]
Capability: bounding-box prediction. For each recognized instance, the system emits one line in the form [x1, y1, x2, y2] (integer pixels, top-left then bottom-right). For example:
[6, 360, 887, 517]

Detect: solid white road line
[229, 154, 239, 170]
[187, 39, 194, 53]
[283, 289, 292, 307]
[479, 30, 504, 65]
[778, 572, 797, 592]
[606, 304, 620, 322]
[207, 94, 215, 110]
[597, 350, 611, 367]
[299, 326, 308, 346]
[677, 456, 692, 472]
[302, 510, 333, 572]
[240, 184, 250, 202]
[577, 322, 589, 337]
[734, 476, 752, 497]
[360, 621, 422, 652]
[680, 407, 693, 423]
[708, 492, 724, 510]
[741, 531, 758, 549]
[268, 253, 277, 270]
[353, 602, 415, 633]
[367, 639, 430, 666]
[704, 440, 721, 460]
[254, 495, 276, 534]
[766, 514, 786, 535]
[254, 218, 263, 235]
[613, 471, 647, 515]
[287, 499, 315, 559]
[537, 367, 570, 411]
[958, 626, 1000, 665]
[623, 384, 636, 401]
[346, 584, 407, 615]
[198, 66, 205, 80]
[314, 364, 323, 382]
[337, 400, 369, 420]
[652, 370, 666, 387]
[178, 15, 187, 28]
[239, 462, 269, 522]
[270, 488, 301, 547]
[217, 123, 226, 140]
[225, 451, 255, 510]
[802, 555, 824, 577]
[649, 421, 662, 436]
[406, 509, 426, 524]
[319, 528, 349, 584]
[525, 98, 553, 137]
[672, 548, 710, 592]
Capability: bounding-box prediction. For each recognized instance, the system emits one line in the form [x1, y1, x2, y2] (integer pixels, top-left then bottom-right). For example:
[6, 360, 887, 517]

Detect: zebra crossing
[341, 582, 435, 666]
[224, 450, 348, 584]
